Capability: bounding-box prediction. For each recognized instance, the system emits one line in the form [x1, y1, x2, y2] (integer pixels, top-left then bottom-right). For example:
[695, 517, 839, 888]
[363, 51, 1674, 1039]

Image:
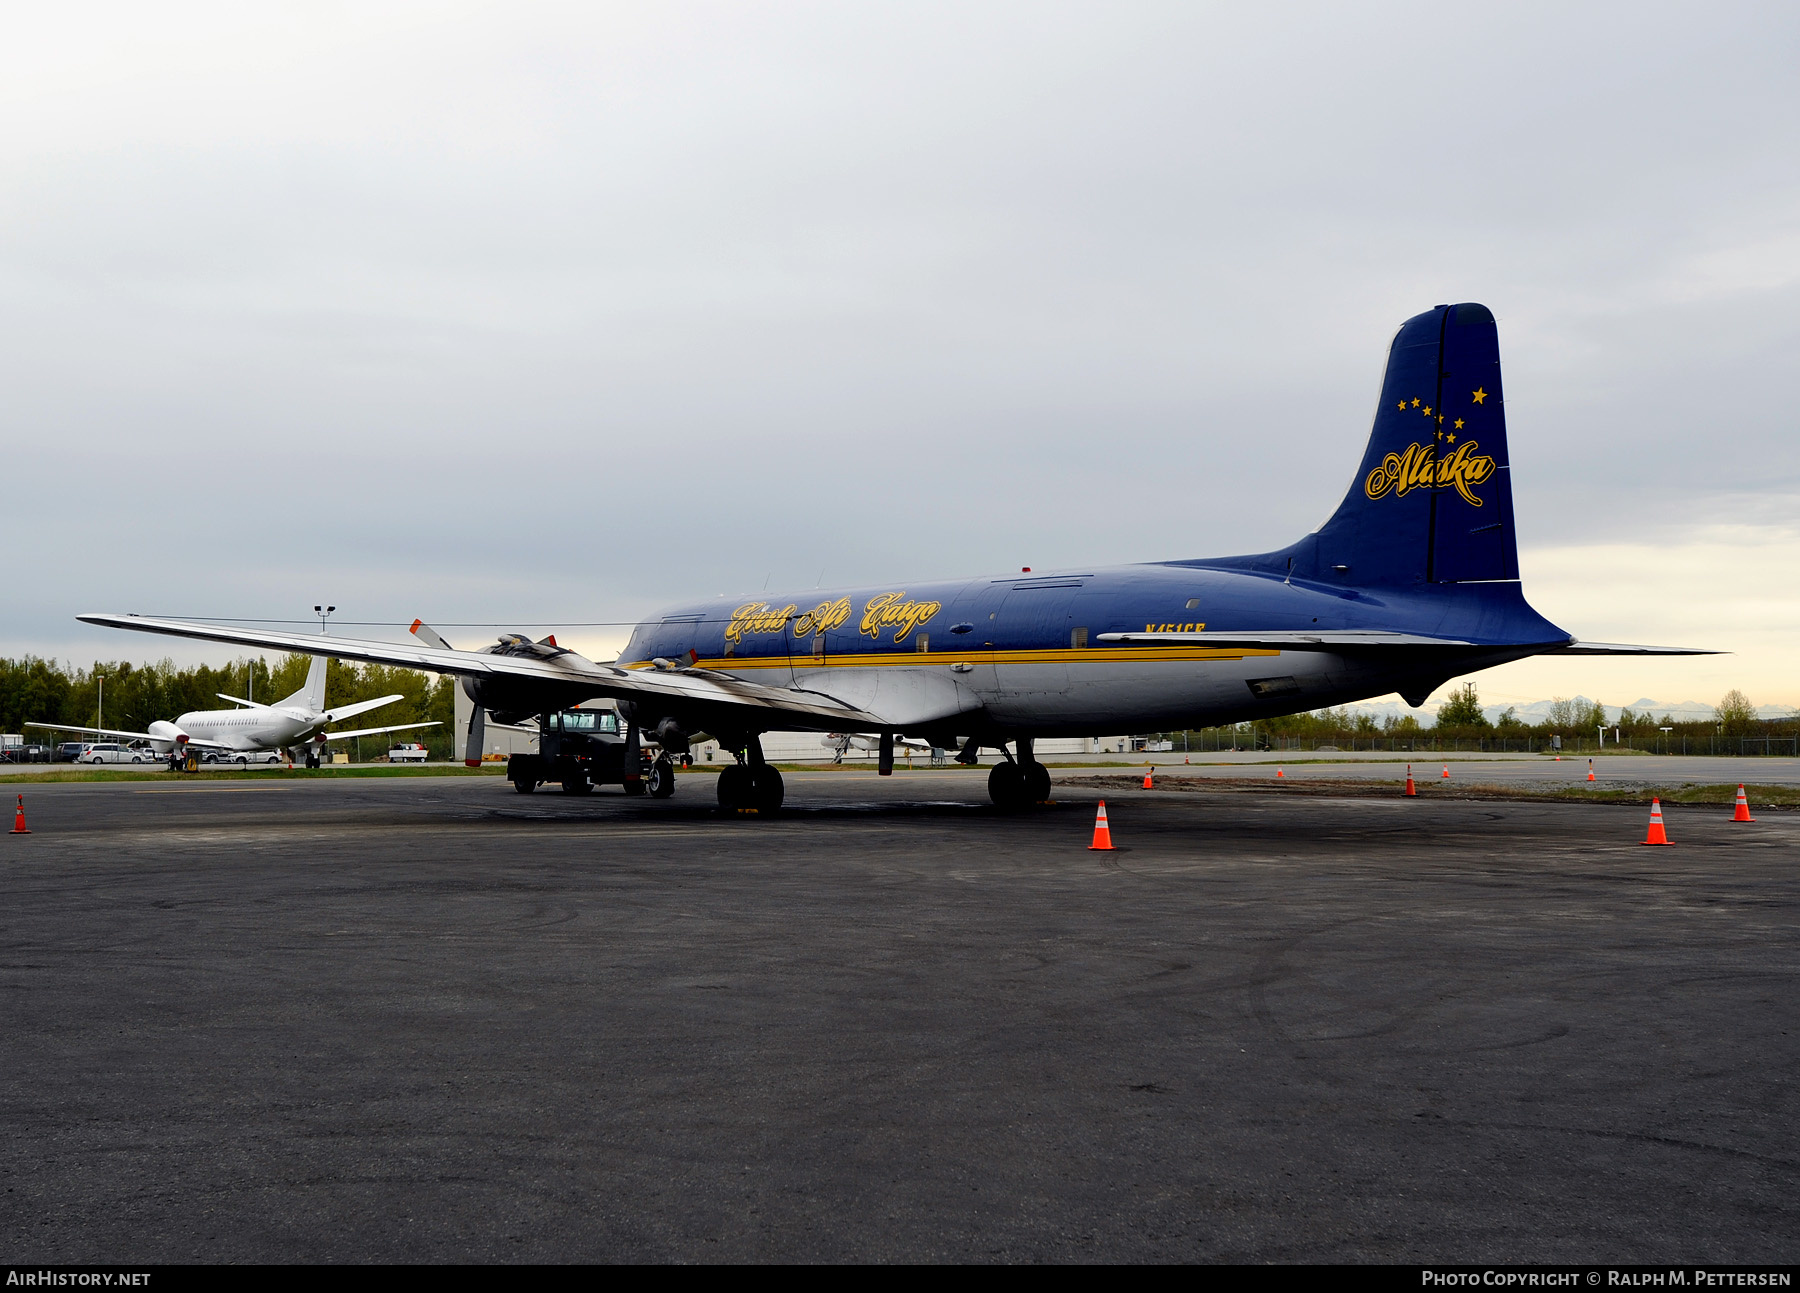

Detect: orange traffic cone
[1642, 798, 1672, 846]
[1088, 801, 1114, 850]
[1142, 770, 1153, 789]
[10, 795, 29, 834]
[1441, 764, 1450, 779]
[1404, 764, 1416, 797]
[1184, 755, 1189, 765]
[1587, 759, 1596, 782]
[1732, 785, 1756, 823]
[1275, 766, 1284, 778]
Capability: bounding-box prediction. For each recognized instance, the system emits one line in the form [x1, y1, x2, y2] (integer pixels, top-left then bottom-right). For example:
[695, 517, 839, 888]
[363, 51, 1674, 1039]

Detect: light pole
[314, 604, 336, 634]
[1659, 726, 1673, 756]
[96, 673, 104, 732]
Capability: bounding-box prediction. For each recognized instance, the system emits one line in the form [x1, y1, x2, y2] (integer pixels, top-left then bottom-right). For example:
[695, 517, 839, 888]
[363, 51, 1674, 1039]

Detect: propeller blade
[409, 619, 455, 651]
[464, 705, 486, 768]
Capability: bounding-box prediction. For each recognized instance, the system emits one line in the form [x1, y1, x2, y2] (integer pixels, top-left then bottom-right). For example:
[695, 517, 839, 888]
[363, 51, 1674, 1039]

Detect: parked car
[55, 742, 86, 763]
[79, 743, 159, 765]
[0, 743, 51, 763]
[387, 742, 430, 763]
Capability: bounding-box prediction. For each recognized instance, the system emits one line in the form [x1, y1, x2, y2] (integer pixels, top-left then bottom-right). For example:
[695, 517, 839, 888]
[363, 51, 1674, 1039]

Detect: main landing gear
[986, 738, 1052, 809]
[717, 736, 783, 813]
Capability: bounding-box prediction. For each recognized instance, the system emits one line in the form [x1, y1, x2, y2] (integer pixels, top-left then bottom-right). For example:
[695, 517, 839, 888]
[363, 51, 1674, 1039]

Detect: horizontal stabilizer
[1546, 641, 1721, 656]
[216, 693, 270, 709]
[322, 693, 405, 724]
[320, 720, 442, 743]
[1097, 630, 1486, 650]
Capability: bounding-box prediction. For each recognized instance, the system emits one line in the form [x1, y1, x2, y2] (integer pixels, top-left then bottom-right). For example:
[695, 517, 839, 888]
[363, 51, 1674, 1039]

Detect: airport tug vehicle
[504, 708, 671, 799]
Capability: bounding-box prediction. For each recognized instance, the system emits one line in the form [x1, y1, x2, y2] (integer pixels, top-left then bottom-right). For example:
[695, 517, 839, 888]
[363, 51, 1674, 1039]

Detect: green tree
[1436, 682, 1489, 729]
[1716, 689, 1757, 743]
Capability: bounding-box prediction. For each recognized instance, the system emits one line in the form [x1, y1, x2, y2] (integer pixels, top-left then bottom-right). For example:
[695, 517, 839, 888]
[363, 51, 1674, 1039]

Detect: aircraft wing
[319, 720, 441, 743]
[77, 613, 885, 729]
[24, 720, 230, 750]
[216, 693, 269, 709]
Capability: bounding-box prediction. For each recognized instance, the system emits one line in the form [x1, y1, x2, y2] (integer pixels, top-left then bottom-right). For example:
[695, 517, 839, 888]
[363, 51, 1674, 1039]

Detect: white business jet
[30, 655, 437, 768]
[824, 733, 934, 764]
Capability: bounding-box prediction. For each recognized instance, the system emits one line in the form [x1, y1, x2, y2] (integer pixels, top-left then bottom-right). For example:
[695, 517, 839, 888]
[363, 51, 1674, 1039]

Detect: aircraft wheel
[717, 764, 751, 810]
[987, 761, 1029, 808]
[648, 757, 676, 799]
[1024, 761, 1052, 803]
[750, 765, 784, 812]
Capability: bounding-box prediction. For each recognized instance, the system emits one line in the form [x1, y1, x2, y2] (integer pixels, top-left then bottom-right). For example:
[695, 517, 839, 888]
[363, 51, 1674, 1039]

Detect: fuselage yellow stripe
[623, 647, 1280, 671]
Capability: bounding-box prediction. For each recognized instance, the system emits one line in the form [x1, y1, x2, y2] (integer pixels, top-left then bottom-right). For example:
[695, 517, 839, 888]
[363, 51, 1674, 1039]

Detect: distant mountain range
[1332, 696, 1793, 727]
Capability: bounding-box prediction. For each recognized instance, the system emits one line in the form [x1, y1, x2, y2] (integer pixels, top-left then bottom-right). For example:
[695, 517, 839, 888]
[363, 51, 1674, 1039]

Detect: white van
[80, 743, 155, 764]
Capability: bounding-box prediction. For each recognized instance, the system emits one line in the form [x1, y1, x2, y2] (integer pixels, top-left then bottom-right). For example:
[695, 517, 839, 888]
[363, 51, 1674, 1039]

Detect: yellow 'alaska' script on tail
[1364, 440, 1497, 506]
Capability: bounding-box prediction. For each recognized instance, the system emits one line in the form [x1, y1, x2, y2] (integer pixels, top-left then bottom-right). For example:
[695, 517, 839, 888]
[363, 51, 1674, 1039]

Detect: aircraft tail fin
[1217, 303, 1519, 589]
[273, 654, 329, 712]
[1311, 302, 1517, 586]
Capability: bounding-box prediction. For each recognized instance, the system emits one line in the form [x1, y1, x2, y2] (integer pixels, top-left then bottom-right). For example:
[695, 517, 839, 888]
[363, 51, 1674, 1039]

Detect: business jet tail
[273, 654, 330, 711]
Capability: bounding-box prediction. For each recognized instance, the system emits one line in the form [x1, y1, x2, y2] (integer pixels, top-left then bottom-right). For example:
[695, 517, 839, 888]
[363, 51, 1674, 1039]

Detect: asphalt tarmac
[3, 771, 1795, 1263]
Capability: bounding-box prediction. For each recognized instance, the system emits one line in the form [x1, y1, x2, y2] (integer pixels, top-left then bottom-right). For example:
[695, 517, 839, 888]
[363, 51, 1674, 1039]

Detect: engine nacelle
[459, 637, 598, 726]
[146, 719, 185, 753]
[653, 717, 691, 756]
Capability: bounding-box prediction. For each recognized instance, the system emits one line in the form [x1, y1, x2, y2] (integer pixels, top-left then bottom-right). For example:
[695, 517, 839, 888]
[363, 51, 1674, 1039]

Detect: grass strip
[0, 765, 510, 784]
[1064, 774, 1799, 808]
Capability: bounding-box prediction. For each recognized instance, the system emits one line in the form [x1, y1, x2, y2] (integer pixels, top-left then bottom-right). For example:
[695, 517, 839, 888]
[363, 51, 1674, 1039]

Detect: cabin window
[1071, 627, 1088, 649]
[1185, 598, 1200, 610]
[916, 634, 928, 653]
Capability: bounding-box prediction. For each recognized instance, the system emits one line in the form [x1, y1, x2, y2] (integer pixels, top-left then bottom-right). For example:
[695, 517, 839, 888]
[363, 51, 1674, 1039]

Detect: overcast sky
[5, 2, 1796, 709]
